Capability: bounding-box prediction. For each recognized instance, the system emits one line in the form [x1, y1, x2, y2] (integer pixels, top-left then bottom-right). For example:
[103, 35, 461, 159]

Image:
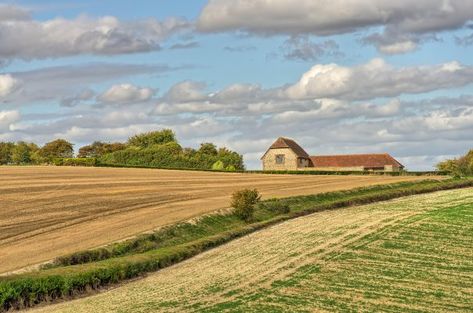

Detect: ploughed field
[35, 188, 473, 313]
[0, 166, 426, 274]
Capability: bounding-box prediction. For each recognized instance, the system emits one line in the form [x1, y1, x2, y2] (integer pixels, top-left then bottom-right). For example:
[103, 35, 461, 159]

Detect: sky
[0, 0, 473, 170]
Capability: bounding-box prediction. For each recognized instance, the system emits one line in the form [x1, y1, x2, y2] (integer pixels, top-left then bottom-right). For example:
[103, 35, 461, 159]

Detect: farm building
[261, 137, 404, 172]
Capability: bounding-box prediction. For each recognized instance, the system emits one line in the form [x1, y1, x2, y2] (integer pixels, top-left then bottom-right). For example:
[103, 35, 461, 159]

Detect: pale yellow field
[0, 166, 427, 274]
[33, 188, 473, 313]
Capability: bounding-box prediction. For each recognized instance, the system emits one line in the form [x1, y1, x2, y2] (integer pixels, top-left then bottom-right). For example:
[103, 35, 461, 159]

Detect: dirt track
[0, 166, 427, 274]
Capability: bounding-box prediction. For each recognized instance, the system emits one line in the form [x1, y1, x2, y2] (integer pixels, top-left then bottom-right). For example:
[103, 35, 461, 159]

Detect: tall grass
[1, 178, 472, 312]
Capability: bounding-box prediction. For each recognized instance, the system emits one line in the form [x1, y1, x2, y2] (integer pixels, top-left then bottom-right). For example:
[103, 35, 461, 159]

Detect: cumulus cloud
[152, 59, 473, 116]
[285, 59, 473, 100]
[0, 74, 20, 98]
[0, 4, 30, 22]
[0, 4, 191, 60]
[0, 110, 20, 131]
[163, 81, 208, 103]
[198, 0, 473, 53]
[99, 84, 155, 104]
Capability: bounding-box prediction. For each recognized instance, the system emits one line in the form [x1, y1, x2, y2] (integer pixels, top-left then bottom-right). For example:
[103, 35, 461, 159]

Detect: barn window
[275, 154, 285, 164]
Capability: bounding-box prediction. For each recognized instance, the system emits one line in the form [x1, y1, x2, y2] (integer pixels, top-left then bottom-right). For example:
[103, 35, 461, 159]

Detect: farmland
[0, 166, 425, 274]
[33, 188, 473, 313]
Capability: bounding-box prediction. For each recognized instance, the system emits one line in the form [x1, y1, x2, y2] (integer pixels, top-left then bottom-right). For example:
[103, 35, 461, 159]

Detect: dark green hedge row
[1, 178, 472, 312]
[98, 145, 244, 171]
[52, 158, 97, 167]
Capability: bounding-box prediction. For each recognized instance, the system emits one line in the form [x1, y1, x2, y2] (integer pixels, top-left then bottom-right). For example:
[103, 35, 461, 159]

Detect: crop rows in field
[33, 188, 473, 313]
[0, 166, 426, 274]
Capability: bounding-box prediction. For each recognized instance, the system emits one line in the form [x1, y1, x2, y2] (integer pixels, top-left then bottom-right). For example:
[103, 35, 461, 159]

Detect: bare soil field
[0, 166, 427, 274]
[33, 188, 473, 313]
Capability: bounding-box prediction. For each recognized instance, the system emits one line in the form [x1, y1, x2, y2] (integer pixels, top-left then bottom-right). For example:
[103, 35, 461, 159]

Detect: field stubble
[0, 166, 426, 274]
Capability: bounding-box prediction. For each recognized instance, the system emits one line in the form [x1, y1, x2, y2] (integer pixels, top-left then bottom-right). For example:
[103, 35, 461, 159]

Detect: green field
[32, 187, 473, 313]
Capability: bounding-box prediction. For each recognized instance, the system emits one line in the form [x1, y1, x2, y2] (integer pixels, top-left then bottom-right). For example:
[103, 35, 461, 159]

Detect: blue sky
[1, 0, 473, 169]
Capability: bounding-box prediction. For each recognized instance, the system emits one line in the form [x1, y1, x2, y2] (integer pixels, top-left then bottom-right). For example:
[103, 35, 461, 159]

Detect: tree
[0, 142, 14, 165]
[11, 142, 33, 164]
[231, 189, 261, 222]
[218, 147, 244, 170]
[199, 143, 218, 156]
[39, 139, 74, 160]
[127, 129, 176, 148]
[436, 150, 473, 176]
[78, 141, 126, 158]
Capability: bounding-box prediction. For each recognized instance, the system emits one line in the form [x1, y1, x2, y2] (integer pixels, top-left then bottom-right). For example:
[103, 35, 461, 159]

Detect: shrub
[63, 158, 97, 167]
[225, 165, 236, 171]
[437, 150, 473, 177]
[259, 199, 290, 214]
[231, 189, 261, 222]
[212, 160, 225, 170]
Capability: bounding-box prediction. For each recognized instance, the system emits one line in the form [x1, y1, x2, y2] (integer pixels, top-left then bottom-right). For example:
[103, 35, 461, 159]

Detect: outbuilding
[261, 137, 404, 172]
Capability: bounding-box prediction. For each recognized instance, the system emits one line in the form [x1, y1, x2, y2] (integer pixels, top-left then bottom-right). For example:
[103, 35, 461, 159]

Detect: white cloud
[163, 81, 208, 103]
[0, 74, 20, 97]
[0, 4, 30, 22]
[152, 59, 473, 116]
[285, 59, 473, 101]
[198, 0, 473, 53]
[0, 5, 190, 60]
[99, 84, 155, 104]
[0, 110, 20, 131]
[378, 40, 418, 54]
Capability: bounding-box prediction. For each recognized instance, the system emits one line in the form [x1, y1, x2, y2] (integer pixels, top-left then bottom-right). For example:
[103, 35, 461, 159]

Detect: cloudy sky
[1, 0, 473, 170]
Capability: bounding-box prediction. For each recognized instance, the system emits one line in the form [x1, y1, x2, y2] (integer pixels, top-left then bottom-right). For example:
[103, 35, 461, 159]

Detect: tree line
[0, 129, 245, 171]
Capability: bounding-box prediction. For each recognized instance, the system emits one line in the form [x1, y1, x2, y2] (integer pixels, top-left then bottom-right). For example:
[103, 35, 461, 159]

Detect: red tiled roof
[310, 154, 404, 169]
[266, 137, 310, 158]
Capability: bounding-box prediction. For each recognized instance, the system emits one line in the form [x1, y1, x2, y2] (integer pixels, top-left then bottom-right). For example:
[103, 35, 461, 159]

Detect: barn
[261, 137, 404, 172]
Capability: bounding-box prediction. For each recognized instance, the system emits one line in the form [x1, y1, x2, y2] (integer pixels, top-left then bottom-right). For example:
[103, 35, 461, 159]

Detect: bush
[437, 150, 473, 177]
[212, 160, 224, 170]
[63, 158, 97, 167]
[259, 199, 290, 214]
[231, 189, 261, 222]
[225, 165, 236, 171]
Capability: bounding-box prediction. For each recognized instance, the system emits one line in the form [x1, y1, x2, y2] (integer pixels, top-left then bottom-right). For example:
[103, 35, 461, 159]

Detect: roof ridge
[311, 153, 391, 157]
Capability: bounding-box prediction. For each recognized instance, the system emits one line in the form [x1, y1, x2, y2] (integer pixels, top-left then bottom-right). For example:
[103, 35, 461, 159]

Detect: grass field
[0, 166, 426, 274]
[32, 188, 473, 313]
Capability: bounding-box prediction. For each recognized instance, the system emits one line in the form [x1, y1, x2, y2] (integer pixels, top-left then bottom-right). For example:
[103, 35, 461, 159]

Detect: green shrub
[231, 189, 261, 222]
[62, 158, 97, 167]
[212, 160, 225, 170]
[259, 199, 290, 214]
[225, 165, 236, 171]
[436, 150, 473, 177]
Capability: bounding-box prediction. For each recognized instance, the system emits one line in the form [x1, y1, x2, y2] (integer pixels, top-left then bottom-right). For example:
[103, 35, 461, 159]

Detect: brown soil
[0, 166, 426, 274]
